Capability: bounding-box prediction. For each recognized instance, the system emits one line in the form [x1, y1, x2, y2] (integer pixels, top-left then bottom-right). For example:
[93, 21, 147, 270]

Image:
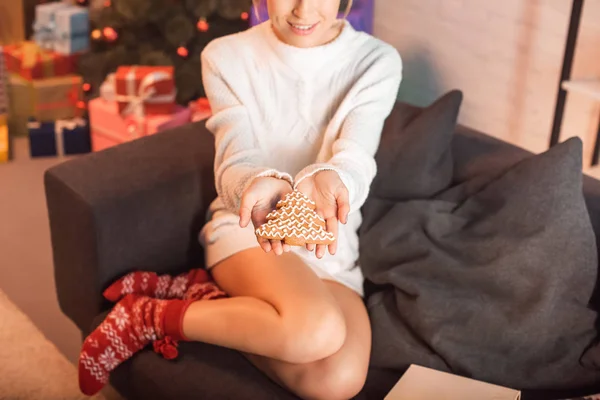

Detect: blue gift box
[28, 118, 91, 158]
[33, 2, 71, 50]
[62, 120, 91, 155]
[249, 0, 374, 34]
[33, 4, 89, 55]
[28, 120, 57, 157]
[54, 6, 90, 55]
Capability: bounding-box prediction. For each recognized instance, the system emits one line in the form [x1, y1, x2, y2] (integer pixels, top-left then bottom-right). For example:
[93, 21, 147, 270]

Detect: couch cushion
[370, 90, 462, 201]
[360, 136, 600, 390]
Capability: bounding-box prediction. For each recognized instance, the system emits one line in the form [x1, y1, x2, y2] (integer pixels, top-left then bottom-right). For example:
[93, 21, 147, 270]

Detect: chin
[288, 38, 318, 48]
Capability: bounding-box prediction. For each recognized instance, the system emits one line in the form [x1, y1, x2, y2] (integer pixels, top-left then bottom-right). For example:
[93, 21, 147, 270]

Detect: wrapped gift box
[385, 365, 520, 400]
[0, 114, 8, 163]
[0, 46, 8, 116]
[3, 42, 78, 81]
[28, 117, 91, 158]
[8, 73, 83, 137]
[190, 97, 212, 122]
[89, 97, 191, 152]
[33, 2, 70, 50]
[114, 66, 176, 116]
[53, 6, 89, 55]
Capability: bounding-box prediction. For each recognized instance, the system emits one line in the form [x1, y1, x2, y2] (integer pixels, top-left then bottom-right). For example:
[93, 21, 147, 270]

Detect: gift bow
[55, 118, 87, 157]
[19, 42, 46, 69]
[33, 21, 57, 51]
[100, 68, 176, 136]
[119, 68, 176, 120]
[55, 117, 86, 133]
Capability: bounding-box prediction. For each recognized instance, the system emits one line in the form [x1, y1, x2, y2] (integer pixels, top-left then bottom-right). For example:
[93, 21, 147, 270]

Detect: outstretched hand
[296, 170, 350, 259]
[239, 176, 293, 255]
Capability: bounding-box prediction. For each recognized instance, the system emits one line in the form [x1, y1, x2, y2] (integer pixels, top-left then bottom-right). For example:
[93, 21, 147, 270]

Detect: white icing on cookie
[256, 190, 334, 243]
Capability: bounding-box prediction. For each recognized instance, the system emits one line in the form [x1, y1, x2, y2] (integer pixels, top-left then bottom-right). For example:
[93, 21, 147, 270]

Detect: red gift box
[190, 97, 212, 122]
[115, 66, 175, 117]
[3, 42, 78, 81]
[89, 97, 191, 152]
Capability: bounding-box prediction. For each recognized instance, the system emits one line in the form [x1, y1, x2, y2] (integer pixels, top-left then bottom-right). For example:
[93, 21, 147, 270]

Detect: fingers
[258, 238, 289, 255]
[326, 217, 338, 255]
[336, 188, 350, 225]
[258, 237, 272, 253]
[315, 244, 326, 259]
[239, 190, 257, 228]
[306, 243, 315, 252]
[271, 240, 284, 256]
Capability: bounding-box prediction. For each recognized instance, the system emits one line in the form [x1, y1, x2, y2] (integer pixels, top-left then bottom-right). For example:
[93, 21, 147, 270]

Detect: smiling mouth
[288, 21, 319, 34]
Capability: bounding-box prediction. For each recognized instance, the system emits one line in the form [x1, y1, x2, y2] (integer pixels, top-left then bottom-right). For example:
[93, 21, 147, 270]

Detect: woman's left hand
[295, 170, 350, 259]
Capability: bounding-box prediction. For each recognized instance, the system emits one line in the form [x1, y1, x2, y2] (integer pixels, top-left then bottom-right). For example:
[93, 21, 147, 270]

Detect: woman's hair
[252, 0, 354, 21]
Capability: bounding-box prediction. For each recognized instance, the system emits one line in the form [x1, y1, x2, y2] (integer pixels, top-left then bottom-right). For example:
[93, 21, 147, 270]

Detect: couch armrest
[44, 121, 217, 333]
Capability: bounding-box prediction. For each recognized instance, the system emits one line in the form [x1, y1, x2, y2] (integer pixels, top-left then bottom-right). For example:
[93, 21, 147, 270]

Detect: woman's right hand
[239, 176, 293, 255]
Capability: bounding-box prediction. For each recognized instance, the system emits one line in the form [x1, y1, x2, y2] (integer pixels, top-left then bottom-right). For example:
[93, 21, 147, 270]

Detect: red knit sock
[78, 294, 191, 396]
[103, 268, 212, 302]
[183, 281, 228, 301]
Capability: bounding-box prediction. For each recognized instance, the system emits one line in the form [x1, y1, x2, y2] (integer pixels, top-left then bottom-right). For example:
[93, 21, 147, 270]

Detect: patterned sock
[78, 294, 192, 396]
[183, 281, 228, 301]
[103, 268, 212, 302]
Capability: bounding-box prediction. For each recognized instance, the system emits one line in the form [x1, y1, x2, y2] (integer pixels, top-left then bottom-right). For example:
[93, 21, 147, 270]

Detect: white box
[385, 365, 521, 400]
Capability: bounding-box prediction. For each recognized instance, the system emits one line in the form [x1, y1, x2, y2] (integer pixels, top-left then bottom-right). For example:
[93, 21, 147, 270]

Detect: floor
[0, 136, 123, 400]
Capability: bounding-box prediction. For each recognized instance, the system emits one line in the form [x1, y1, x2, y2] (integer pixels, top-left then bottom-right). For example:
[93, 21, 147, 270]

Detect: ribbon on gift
[5, 42, 56, 78]
[29, 118, 87, 157]
[115, 67, 176, 136]
[33, 20, 56, 51]
[56, 117, 87, 156]
[35, 78, 81, 116]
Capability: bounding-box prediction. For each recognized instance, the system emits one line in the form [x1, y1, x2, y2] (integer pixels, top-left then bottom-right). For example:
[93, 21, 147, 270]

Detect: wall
[375, 0, 600, 165]
[0, 0, 24, 45]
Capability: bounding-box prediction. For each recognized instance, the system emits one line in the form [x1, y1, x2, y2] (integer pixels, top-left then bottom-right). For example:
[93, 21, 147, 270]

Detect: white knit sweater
[201, 19, 402, 237]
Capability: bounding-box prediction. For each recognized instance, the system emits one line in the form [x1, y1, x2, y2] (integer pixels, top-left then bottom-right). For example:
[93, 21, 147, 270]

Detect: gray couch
[45, 100, 600, 399]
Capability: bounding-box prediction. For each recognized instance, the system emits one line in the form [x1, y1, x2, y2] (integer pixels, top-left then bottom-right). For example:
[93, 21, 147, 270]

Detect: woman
[78, 1, 402, 399]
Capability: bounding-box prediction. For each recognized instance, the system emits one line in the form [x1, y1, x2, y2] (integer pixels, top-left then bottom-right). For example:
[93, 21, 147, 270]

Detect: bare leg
[181, 248, 347, 364]
[245, 280, 371, 400]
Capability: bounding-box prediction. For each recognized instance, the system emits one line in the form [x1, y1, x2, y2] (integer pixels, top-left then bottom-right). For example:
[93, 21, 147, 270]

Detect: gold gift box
[7, 73, 83, 137]
[0, 114, 8, 163]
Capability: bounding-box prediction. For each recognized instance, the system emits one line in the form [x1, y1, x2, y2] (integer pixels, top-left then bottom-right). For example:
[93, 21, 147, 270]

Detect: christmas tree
[256, 191, 335, 246]
[78, 0, 251, 105]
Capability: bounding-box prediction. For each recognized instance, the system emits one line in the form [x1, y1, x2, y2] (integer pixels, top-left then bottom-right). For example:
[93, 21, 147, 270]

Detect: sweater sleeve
[201, 50, 293, 213]
[294, 48, 403, 214]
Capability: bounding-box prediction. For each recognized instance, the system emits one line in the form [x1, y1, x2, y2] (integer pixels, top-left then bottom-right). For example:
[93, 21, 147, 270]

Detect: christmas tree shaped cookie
[256, 190, 335, 246]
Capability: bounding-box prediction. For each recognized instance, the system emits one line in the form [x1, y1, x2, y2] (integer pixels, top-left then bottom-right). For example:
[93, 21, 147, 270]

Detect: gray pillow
[370, 90, 463, 201]
[360, 137, 600, 389]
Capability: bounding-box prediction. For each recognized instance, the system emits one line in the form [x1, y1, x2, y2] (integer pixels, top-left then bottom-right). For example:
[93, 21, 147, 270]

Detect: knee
[294, 358, 368, 400]
[279, 303, 346, 364]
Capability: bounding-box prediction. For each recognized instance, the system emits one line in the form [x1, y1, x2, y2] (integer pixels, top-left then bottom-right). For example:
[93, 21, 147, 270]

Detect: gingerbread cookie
[255, 190, 335, 246]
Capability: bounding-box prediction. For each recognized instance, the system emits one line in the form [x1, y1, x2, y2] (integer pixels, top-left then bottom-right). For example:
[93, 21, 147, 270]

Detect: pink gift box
[190, 97, 212, 122]
[88, 97, 191, 152]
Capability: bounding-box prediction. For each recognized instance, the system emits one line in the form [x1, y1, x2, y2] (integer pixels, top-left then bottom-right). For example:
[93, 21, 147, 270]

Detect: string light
[241, 12, 249, 20]
[177, 46, 189, 58]
[103, 27, 118, 42]
[76, 101, 86, 109]
[91, 29, 102, 40]
[104, 0, 111, 7]
[197, 18, 209, 32]
[82, 83, 91, 92]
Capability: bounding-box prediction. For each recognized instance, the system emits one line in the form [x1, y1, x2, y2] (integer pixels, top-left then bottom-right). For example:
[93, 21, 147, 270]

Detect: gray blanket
[359, 110, 600, 390]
